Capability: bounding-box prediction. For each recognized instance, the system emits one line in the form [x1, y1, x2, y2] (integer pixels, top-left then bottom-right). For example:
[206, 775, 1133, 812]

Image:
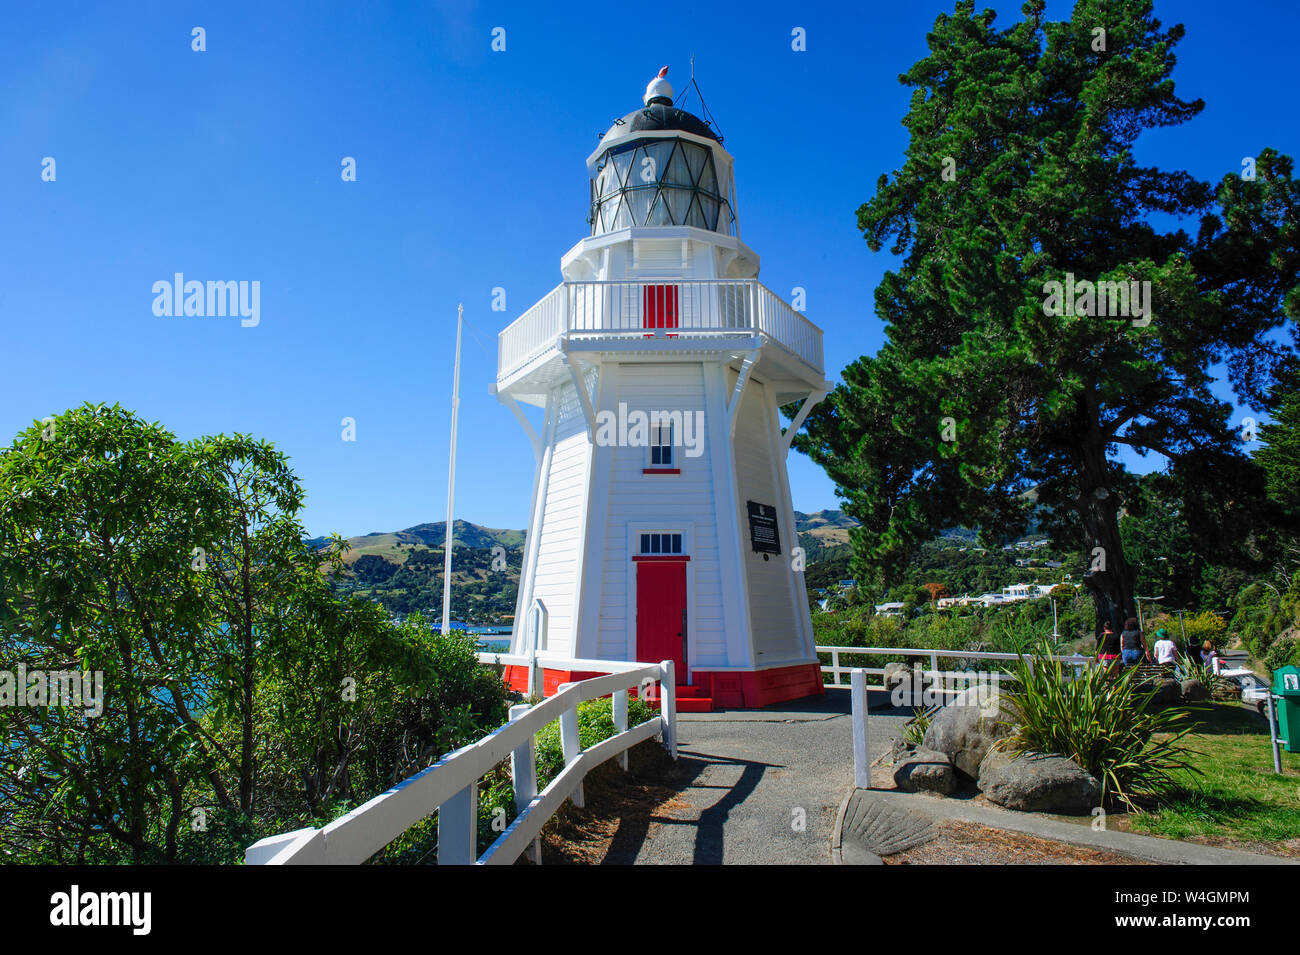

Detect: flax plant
[998, 640, 1200, 810]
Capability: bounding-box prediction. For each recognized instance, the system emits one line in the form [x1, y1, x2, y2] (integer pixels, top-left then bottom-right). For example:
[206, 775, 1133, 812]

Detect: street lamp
[1135, 594, 1163, 630]
[1049, 596, 1060, 639]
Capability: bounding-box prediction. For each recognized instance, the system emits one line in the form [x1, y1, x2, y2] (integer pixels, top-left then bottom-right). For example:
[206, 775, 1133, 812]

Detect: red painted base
[500, 662, 823, 711]
[690, 663, 825, 709]
[502, 666, 602, 697]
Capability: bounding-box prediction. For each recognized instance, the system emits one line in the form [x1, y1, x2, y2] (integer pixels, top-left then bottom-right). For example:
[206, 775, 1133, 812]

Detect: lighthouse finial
[644, 67, 673, 107]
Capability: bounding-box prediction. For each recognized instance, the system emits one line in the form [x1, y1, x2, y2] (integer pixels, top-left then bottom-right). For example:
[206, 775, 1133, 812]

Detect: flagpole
[442, 303, 463, 635]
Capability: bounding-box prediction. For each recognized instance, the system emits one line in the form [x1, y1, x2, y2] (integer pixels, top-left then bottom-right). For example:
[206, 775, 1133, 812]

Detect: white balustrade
[497, 280, 823, 380]
[816, 643, 1092, 696]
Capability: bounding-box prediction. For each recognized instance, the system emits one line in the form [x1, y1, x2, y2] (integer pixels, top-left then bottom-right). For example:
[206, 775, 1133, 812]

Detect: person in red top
[1097, 621, 1122, 673]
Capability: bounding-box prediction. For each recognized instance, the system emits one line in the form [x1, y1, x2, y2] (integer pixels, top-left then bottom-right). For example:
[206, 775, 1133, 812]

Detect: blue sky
[3, 1, 1296, 538]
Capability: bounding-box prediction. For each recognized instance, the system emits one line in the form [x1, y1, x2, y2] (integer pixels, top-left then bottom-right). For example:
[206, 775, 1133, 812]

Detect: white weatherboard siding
[593, 363, 728, 670]
[730, 376, 803, 665]
[508, 399, 554, 655]
[524, 379, 591, 657]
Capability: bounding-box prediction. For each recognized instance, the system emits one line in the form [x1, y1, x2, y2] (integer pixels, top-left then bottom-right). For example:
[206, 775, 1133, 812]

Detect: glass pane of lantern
[600, 198, 621, 231]
[610, 149, 634, 189]
[683, 142, 707, 186]
[700, 196, 720, 231]
[663, 186, 692, 224]
[697, 156, 718, 195]
[646, 192, 673, 225]
[663, 142, 693, 186]
[611, 196, 632, 230]
[639, 141, 674, 185]
[685, 195, 707, 229]
[626, 185, 655, 225]
[599, 163, 620, 199]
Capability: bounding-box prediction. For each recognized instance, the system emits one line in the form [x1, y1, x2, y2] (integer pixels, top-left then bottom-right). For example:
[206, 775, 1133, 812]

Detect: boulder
[1180, 679, 1211, 702]
[890, 737, 917, 762]
[883, 662, 910, 685]
[977, 750, 1101, 814]
[922, 685, 1017, 779]
[884, 662, 924, 707]
[1148, 678, 1183, 707]
[893, 748, 958, 795]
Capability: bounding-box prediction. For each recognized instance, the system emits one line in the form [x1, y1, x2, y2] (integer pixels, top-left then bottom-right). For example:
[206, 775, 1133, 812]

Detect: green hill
[314, 519, 526, 625]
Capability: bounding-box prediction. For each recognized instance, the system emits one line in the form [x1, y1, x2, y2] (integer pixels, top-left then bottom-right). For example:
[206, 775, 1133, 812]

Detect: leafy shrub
[1180, 611, 1228, 651]
[1230, 582, 1300, 661]
[535, 696, 655, 790]
[902, 707, 932, 745]
[1176, 653, 1234, 698]
[999, 640, 1200, 809]
[1264, 636, 1300, 675]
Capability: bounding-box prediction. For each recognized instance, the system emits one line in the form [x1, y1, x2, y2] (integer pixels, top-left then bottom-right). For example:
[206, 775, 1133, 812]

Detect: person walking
[1098, 621, 1122, 673]
[1120, 616, 1148, 668]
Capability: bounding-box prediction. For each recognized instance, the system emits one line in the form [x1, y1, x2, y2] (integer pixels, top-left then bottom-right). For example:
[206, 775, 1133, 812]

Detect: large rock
[921, 685, 1017, 779]
[884, 662, 924, 707]
[883, 662, 910, 686]
[1148, 678, 1183, 707]
[1180, 679, 1211, 702]
[893, 748, 958, 795]
[890, 737, 917, 762]
[978, 750, 1101, 813]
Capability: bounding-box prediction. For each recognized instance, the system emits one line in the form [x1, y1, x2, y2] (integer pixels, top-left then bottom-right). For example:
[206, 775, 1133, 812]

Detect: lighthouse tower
[494, 69, 830, 709]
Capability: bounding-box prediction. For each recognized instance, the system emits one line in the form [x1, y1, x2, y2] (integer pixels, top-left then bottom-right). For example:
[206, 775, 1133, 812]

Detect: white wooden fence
[816, 644, 1091, 699]
[245, 656, 677, 866]
[834, 647, 1092, 793]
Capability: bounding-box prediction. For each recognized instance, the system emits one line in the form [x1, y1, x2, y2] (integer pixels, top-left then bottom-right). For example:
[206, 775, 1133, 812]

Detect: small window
[639, 532, 683, 555]
[651, 423, 674, 467]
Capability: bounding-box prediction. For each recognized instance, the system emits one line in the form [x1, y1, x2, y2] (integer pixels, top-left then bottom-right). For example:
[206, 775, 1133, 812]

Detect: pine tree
[797, 0, 1299, 631]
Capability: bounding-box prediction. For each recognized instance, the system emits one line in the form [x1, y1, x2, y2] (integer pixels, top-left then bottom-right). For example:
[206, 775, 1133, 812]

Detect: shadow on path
[602, 750, 781, 864]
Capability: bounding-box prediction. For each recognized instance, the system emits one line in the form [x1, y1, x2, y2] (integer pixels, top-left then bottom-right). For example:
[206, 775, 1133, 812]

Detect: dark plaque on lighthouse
[746, 501, 781, 555]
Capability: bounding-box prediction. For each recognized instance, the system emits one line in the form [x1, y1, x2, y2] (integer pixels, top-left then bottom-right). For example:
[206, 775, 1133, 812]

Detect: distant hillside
[793, 509, 858, 563]
[312, 519, 525, 625]
[794, 508, 857, 532]
[310, 520, 525, 568]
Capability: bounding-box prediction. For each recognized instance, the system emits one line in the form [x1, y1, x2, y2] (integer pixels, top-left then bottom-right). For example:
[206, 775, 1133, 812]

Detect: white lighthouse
[494, 69, 830, 710]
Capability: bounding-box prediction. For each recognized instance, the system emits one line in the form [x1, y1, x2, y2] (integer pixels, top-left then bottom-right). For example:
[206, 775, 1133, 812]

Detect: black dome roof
[601, 103, 720, 145]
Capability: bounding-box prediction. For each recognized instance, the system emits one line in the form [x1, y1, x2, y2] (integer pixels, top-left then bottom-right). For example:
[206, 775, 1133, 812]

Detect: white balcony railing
[498, 280, 824, 381]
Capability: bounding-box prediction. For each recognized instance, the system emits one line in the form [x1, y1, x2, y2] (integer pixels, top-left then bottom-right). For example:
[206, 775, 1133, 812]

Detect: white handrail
[245, 658, 677, 866]
[814, 644, 1091, 691]
[497, 280, 823, 380]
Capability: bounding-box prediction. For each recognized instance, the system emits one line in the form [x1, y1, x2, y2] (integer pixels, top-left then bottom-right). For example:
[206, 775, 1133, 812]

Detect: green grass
[1129, 703, 1300, 847]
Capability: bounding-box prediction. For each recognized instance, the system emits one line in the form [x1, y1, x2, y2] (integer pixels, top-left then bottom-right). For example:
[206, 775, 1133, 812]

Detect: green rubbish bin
[1274, 665, 1300, 753]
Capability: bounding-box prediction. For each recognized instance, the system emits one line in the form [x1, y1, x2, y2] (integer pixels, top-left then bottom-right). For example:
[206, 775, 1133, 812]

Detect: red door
[642, 284, 679, 336]
[635, 559, 687, 675]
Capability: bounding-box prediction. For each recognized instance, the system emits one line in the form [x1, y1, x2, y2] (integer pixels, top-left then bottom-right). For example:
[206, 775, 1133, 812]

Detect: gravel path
[613, 687, 908, 865]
